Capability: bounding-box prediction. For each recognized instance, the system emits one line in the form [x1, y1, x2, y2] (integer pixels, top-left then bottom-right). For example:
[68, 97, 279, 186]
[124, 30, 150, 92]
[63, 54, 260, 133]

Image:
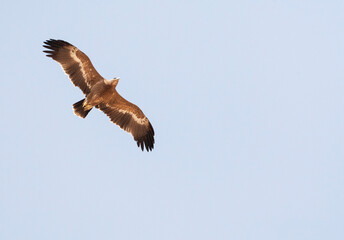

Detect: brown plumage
[43, 39, 155, 151]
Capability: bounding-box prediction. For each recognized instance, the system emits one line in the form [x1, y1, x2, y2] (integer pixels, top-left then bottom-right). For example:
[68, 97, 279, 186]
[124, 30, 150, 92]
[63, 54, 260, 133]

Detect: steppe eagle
[43, 39, 155, 151]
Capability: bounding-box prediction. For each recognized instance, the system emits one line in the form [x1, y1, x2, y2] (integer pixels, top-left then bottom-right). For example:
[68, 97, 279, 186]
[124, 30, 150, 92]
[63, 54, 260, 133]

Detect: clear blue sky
[1, 1, 343, 239]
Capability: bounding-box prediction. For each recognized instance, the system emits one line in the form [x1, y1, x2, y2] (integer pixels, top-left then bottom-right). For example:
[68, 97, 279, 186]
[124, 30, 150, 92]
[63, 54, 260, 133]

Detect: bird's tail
[73, 99, 92, 118]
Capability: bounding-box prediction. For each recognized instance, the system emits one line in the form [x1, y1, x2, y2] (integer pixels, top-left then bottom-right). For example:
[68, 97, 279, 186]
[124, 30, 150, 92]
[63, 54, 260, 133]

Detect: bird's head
[112, 77, 120, 86]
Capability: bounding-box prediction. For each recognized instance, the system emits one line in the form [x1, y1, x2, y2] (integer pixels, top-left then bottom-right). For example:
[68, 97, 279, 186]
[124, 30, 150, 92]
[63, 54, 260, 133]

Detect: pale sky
[1, 1, 343, 239]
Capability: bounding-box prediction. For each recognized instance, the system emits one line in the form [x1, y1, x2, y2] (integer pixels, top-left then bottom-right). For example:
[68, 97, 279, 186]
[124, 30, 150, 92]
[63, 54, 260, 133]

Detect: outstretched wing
[98, 93, 155, 152]
[43, 39, 104, 94]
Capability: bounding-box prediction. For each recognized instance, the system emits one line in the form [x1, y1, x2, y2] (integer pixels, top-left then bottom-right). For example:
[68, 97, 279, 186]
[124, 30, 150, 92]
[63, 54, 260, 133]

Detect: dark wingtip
[136, 125, 155, 152]
[43, 39, 72, 46]
[42, 39, 73, 56]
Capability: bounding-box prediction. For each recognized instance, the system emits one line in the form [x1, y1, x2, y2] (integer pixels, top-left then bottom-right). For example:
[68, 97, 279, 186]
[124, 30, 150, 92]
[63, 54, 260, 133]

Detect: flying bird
[43, 39, 155, 151]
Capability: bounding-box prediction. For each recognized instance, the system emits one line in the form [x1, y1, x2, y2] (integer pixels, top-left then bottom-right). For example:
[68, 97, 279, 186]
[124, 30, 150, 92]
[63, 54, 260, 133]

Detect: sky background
[1, 0, 343, 239]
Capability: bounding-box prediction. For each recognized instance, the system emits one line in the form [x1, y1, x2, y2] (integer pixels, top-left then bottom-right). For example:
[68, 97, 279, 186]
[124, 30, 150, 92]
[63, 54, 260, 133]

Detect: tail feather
[73, 99, 92, 118]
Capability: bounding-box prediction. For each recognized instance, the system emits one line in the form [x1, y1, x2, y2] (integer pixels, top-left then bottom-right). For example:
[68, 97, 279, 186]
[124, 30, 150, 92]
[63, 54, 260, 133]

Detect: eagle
[43, 39, 155, 151]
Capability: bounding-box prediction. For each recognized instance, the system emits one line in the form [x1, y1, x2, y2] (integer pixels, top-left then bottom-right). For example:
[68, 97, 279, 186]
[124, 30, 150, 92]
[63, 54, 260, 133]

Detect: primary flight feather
[43, 39, 155, 151]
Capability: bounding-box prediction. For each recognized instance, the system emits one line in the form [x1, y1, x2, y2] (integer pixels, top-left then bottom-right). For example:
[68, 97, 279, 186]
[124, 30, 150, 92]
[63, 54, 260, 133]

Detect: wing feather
[98, 101, 155, 152]
[43, 39, 104, 94]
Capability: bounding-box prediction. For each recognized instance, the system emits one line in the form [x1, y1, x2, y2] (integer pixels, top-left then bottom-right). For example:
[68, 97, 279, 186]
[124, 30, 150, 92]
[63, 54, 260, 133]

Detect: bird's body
[43, 39, 155, 151]
[83, 79, 119, 111]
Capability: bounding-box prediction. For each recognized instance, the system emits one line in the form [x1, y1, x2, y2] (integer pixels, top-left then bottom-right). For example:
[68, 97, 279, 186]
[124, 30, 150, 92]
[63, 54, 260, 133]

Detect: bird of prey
[43, 39, 155, 151]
